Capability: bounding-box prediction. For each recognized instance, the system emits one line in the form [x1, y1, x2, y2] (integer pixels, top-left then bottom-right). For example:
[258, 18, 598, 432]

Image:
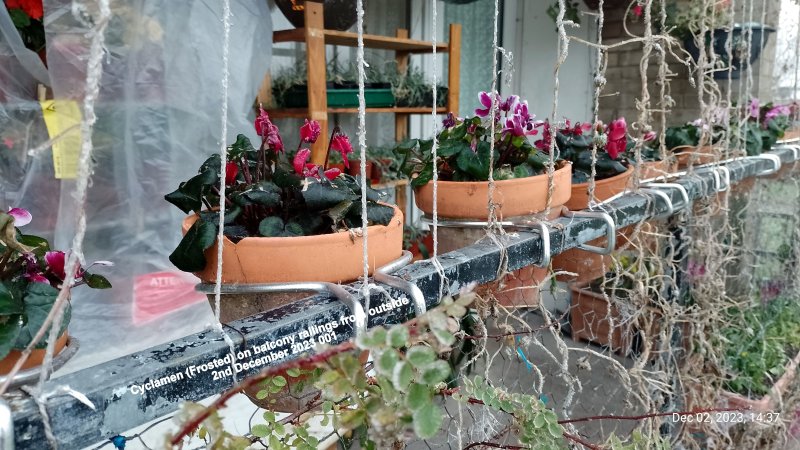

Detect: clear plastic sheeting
[0, 0, 272, 372]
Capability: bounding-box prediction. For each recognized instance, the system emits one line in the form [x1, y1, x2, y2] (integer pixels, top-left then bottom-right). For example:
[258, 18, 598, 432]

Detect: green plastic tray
[279, 86, 395, 108]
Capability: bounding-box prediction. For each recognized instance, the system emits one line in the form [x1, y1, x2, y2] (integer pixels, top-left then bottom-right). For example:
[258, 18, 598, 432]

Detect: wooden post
[305, 1, 329, 165]
[395, 28, 410, 143]
[447, 23, 461, 116]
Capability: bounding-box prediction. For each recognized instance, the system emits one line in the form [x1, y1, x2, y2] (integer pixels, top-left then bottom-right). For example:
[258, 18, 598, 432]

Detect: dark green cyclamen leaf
[8, 9, 30, 28]
[23, 282, 60, 341]
[15, 303, 71, 350]
[229, 134, 256, 157]
[338, 175, 383, 202]
[259, 217, 285, 237]
[199, 154, 222, 175]
[302, 180, 356, 210]
[512, 164, 535, 179]
[366, 203, 395, 225]
[395, 139, 419, 153]
[223, 225, 249, 242]
[169, 220, 218, 272]
[437, 139, 470, 157]
[0, 283, 23, 316]
[455, 143, 491, 180]
[294, 211, 325, 235]
[410, 164, 433, 188]
[0, 317, 21, 360]
[283, 222, 304, 237]
[83, 273, 113, 289]
[164, 169, 219, 214]
[273, 164, 302, 188]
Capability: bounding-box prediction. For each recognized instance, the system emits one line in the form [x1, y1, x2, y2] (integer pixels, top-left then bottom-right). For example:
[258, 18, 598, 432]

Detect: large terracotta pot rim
[417, 160, 571, 188]
[571, 164, 634, 188]
[182, 204, 402, 246]
[670, 144, 715, 154]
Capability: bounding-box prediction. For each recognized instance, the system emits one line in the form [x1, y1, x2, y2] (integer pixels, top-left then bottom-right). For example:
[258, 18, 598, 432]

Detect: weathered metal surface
[7, 149, 795, 449]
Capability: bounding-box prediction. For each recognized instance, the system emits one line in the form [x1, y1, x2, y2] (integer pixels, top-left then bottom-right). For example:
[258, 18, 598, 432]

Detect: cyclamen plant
[396, 92, 550, 187]
[165, 109, 395, 273]
[535, 118, 630, 183]
[0, 208, 111, 359]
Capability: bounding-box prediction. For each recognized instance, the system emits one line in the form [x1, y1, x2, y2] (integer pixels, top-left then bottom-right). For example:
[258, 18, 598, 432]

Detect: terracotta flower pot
[414, 161, 572, 219]
[569, 282, 632, 354]
[555, 167, 633, 283]
[780, 128, 800, 141]
[346, 160, 374, 180]
[720, 350, 800, 412]
[413, 163, 572, 307]
[672, 145, 717, 168]
[0, 332, 69, 375]
[183, 206, 404, 285]
[639, 159, 676, 179]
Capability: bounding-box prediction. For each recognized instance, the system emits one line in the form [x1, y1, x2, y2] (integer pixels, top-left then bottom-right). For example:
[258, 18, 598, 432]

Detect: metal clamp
[530, 221, 552, 267]
[752, 154, 782, 176]
[419, 215, 515, 229]
[639, 188, 674, 220]
[196, 282, 367, 335]
[642, 182, 690, 211]
[374, 251, 427, 318]
[561, 207, 616, 255]
[716, 166, 731, 192]
[693, 166, 722, 193]
[778, 144, 800, 162]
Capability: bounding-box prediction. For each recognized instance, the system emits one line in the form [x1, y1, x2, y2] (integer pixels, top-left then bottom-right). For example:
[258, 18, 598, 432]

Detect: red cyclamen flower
[293, 149, 340, 180]
[225, 162, 238, 186]
[300, 119, 321, 144]
[6, 0, 43, 20]
[45, 251, 67, 281]
[604, 118, 627, 159]
[254, 107, 284, 152]
[331, 134, 354, 169]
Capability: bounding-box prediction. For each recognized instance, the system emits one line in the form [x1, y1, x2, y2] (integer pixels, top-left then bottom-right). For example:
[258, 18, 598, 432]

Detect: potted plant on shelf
[747, 100, 793, 154]
[665, 119, 723, 167]
[165, 109, 403, 319]
[0, 207, 112, 374]
[539, 118, 632, 282]
[624, 130, 675, 179]
[395, 92, 572, 307]
[388, 64, 448, 108]
[569, 253, 662, 357]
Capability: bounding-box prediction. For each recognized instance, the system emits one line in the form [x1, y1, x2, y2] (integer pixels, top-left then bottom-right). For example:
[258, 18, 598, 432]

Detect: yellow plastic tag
[40, 100, 82, 179]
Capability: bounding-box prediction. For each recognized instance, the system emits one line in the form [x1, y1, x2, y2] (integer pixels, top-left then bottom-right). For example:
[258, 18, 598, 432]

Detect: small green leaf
[286, 368, 301, 378]
[255, 389, 269, 400]
[406, 345, 436, 368]
[83, 273, 112, 289]
[259, 217, 285, 237]
[392, 361, 413, 390]
[272, 375, 287, 387]
[433, 328, 456, 346]
[377, 348, 399, 374]
[251, 424, 270, 438]
[412, 404, 443, 439]
[386, 325, 409, 348]
[283, 222, 304, 237]
[263, 410, 276, 423]
[547, 421, 562, 438]
[406, 383, 432, 411]
[533, 413, 546, 428]
[420, 360, 451, 385]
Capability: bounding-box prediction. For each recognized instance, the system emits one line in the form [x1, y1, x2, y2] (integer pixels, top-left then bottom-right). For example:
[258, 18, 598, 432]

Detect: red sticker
[132, 271, 206, 324]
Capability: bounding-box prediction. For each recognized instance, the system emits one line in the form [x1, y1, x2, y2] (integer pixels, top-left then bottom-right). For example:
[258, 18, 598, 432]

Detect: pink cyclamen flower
[643, 131, 657, 142]
[254, 107, 284, 152]
[605, 118, 627, 159]
[748, 98, 760, 119]
[632, 4, 643, 17]
[299, 119, 321, 144]
[225, 162, 239, 186]
[503, 100, 540, 137]
[293, 149, 340, 180]
[442, 112, 457, 129]
[499, 95, 518, 112]
[474, 91, 495, 117]
[765, 105, 791, 123]
[7, 207, 32, 227]
[45, 251, 67, 281]
[2, 138, 12, 149]
[331, 134, 354, 169]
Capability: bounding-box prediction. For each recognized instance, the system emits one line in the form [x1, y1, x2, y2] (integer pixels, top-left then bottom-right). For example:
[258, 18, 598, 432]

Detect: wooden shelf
[267, 106, 448, 118]
[274, 28, 448, 53]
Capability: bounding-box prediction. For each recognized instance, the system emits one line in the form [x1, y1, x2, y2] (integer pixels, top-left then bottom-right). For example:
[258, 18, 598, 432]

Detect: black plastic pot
[683, 23, 776, 80]
[275, 0, 359, 31]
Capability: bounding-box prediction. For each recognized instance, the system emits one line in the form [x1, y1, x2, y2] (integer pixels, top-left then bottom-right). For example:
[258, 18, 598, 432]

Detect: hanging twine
[355, 0, 371, 310]
[587, 0, 605, 207]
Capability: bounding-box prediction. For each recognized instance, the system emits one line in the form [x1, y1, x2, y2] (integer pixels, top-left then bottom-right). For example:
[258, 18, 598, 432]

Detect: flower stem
[323, 127, 340, 170]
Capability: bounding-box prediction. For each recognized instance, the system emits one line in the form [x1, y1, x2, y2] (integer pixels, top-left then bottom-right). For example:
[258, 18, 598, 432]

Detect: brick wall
[598, 1, 781, 128]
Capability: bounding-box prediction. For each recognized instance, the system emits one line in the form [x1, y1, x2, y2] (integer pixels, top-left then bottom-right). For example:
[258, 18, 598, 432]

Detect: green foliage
[395, 115, 543, 188]
[458, 376, 566, 449]
[546, 1, 581, 26]
[721, 297, 800, 396]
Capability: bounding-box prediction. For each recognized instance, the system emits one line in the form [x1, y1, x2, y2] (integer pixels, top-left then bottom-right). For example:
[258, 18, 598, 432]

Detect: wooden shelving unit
[263, 0, 461, 165]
